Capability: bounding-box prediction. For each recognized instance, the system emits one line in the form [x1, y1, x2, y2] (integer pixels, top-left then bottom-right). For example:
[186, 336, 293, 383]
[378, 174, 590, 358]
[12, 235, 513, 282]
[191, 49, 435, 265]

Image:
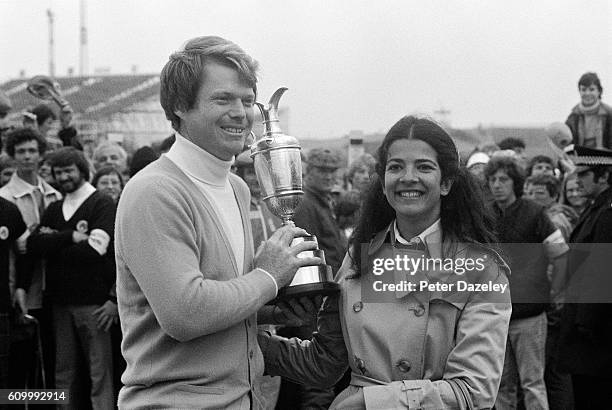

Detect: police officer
[558, 145, 612, 409]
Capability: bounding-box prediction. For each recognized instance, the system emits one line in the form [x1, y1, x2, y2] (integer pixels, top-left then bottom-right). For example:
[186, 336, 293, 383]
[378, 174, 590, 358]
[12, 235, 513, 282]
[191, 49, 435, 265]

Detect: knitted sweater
[115, 156, 277, 409]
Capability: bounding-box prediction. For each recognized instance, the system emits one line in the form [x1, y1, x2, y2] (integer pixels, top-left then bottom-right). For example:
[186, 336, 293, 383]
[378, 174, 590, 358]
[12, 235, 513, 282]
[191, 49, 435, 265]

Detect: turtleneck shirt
[165, 132, 244, 272]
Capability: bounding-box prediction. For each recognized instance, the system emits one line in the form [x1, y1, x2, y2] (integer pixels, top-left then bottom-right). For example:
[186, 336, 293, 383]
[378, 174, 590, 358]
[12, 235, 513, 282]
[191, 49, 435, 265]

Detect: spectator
[0, 155, 15, 187]
[38, 153, 57, 189]
[0, 197, 27, 389]
[92, 167, 124, 204]
[92, 142, 128, 174]
[561, 172, 587, 217]
[527, 155, 555, 177]
[466, 151, 490, 182]
[334, 189, 361, 240]
[0, 90, 13, 149]
[498, 137, 527, 168]
[129, 146, 159, 177]
[524, 174, 577, 240]
[486, 156, 569, 410]
[0, 127, 62, 391]
[347, 153, 376, 195]
[558, 146, 612, 408]
[27, 147, 116, 410]
[565, 72, 612, 149]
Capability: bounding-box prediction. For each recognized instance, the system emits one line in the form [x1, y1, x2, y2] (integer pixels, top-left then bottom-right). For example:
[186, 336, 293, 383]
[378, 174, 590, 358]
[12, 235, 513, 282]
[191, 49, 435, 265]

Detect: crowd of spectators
[0, 69, 611, 409]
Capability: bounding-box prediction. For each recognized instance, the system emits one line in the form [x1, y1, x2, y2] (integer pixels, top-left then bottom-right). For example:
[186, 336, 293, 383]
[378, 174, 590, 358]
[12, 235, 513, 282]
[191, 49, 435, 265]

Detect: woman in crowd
[561, 172, 587, 218]
[260, 116, 511, 409]
[92, 166, 124, 204]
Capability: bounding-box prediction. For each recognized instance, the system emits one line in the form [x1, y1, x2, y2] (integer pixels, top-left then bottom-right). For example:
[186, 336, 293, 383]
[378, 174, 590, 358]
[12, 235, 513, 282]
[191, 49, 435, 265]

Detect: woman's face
[384, 139, 451, 225]
[566, 177, 587, 209]
[96, 173, 122, 202]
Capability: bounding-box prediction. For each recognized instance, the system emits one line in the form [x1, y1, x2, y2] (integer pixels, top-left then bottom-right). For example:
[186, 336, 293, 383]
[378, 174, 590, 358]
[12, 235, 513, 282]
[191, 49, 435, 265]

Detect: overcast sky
[1, 0, 611, 139]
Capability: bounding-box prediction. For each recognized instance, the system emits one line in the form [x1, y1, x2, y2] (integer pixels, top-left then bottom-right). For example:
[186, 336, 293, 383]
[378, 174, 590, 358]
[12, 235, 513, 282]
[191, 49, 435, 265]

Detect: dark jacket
[559, 188, 612, 375]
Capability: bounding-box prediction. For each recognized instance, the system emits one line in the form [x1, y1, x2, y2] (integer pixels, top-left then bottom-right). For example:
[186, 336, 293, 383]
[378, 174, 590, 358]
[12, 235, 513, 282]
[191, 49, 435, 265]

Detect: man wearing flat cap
[557, 145, 612, 408]
[276, 147, 346, 409]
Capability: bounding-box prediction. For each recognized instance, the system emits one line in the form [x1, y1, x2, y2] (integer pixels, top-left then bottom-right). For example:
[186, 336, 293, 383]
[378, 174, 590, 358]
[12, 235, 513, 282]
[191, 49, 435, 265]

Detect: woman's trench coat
[259, 222, 511, 409]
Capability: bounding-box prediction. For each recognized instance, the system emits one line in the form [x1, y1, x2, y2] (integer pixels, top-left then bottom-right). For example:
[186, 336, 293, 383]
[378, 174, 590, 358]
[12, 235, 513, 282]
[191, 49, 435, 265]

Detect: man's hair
[93, 141, 128, 162]
[525, 173, 560, 199]
[29, 104, 57, 127]
[484, 156, 525, 197]
[92, 166, 125, 189]
[527, 154, 554, 175]
[160, 36, 260, 132]
[498, 137, 526, 151]
[50, 147, 90, 180]
[584, 165, 612, 185]
[578, 72, 603, 96]
[4, 127, 47, 157]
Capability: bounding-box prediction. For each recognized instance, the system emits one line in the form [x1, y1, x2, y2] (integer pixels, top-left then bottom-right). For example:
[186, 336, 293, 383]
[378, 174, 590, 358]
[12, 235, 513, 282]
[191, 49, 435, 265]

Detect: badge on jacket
[76, 220, 89, 233]
[0, 226, 9, 240]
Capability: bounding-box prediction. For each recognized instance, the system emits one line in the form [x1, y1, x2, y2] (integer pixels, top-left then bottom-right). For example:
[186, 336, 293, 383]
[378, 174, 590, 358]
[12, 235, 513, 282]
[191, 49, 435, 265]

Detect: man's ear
[440, 179, 453, 196]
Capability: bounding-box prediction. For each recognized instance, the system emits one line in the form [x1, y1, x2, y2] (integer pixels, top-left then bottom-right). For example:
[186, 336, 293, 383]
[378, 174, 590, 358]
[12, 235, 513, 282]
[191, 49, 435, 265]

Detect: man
[558, 146, 612, 408]
[498, 137, 527, 168]
[0, 196, 27, 389]
[92, 142, 128, 173]
[527, 155, 556, 177]
[0, 127, 62, 390]
[25, 104, 81, 151]
[27, 147, 116, 409]
[524, 173, 577, 240]
[115, 36, 319, 409]
[486, 157, 569, 410]
[565, 72, 612, 149]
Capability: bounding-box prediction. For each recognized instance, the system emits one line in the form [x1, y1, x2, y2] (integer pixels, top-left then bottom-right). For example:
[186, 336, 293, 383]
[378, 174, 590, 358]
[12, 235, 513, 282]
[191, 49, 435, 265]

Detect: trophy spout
[256, 87, 288, 136]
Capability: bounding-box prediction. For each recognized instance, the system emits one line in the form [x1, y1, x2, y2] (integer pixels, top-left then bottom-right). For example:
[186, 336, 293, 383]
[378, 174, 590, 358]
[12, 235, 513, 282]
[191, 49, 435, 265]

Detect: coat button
[353, 301, 363, 312]
[397, 359, 412, 373]
[249, 350, 254, 359]
[414, 305, 425, 317]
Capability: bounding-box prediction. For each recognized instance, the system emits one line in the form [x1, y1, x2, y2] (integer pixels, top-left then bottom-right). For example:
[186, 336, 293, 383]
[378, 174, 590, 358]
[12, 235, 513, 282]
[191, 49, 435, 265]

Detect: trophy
[251, 87, 340, 301]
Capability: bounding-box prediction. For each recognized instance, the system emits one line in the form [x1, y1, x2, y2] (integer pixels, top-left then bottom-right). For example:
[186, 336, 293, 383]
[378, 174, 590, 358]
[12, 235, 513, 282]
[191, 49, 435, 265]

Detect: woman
[92, 166, 124, 204]
[561, 172, 587, 218]
[260, 116, 511, 409]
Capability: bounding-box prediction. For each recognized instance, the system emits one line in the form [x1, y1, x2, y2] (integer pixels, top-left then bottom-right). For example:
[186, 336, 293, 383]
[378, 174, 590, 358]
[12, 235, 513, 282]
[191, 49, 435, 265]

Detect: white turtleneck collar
[165, 132, 233, 187]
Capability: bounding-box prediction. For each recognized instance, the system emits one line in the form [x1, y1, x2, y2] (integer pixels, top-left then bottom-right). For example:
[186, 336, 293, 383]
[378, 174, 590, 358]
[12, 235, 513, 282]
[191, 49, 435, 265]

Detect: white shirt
[165, 132, 245, 273]
[394, 218, 441, 245]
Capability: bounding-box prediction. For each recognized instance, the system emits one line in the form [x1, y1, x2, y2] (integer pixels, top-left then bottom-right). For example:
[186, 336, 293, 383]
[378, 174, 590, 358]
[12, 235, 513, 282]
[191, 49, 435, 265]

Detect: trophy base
[267, 282, 340, 305]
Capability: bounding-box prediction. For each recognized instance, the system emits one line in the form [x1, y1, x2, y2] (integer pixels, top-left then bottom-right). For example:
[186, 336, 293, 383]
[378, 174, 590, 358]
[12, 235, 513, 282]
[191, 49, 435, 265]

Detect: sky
[1, 0, 611, 139]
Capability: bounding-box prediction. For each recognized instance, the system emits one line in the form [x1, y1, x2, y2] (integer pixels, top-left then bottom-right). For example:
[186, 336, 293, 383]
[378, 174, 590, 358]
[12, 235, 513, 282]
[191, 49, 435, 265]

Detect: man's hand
[39, 226, 57, 234]
[274, 295, 323, 327]
[254, 225, 321, 288]
[72, 231, 89, 243]
[92, 301, 119, 332]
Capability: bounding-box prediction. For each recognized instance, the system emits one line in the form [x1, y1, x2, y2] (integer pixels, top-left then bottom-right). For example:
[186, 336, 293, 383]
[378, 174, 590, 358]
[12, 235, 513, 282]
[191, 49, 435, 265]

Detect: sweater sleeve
[26, 203, 73, 256]
[116, 175, 277, 342]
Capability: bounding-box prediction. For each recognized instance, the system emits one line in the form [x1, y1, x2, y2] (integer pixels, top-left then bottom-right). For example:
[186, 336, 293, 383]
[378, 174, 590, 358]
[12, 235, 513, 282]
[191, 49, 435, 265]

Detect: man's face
[0, 167, 15, 186]
[53, 164, 85, 193]
[94, 147, 126, 171]
[577, 170, 602, 198]
[579, 84, 601, 107]
[13, 140, 40, 173]
[306, 166, 337, 194]
[531, 161, 554, 177]
[38, 117, 56, 137]
[176, 62, 255, 161]
[524, 183, 555, 207]
[488, 169, 516, 206]
[0, 111, 9, 131]
[351, 166, 371, 193]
